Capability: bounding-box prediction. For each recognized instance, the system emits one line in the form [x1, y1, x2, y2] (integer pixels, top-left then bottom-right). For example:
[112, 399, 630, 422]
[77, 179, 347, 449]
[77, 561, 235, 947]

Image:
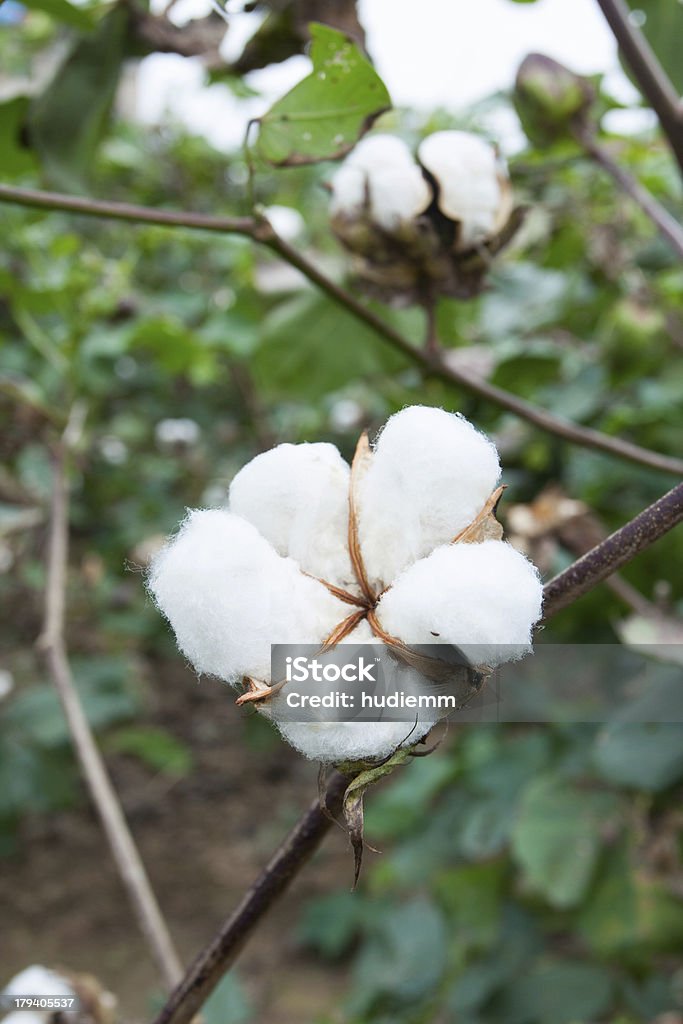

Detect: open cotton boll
[330, 133, 432, 229]
[418, 131, 504, 248]
[357, 406, 501, 590]
[148, 510, 344, 684]
[2, 966, 75, 1024]
[376, 540, 543, 668]
[228, 442, 355, 587]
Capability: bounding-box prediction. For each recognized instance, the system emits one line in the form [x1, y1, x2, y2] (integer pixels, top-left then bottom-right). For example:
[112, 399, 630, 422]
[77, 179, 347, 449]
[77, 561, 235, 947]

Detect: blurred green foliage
[0, 2, 682, 1021]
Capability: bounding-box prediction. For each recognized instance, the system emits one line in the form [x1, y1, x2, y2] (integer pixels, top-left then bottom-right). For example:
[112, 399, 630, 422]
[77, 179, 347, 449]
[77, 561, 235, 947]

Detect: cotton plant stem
[576, 128, 683, 261]
[542, 480, 683, 618]
[38, 434, 184, 992]
[595, 0, 683, 177]
[152, 771, 349, 1024]
[0, 183, 682, 477]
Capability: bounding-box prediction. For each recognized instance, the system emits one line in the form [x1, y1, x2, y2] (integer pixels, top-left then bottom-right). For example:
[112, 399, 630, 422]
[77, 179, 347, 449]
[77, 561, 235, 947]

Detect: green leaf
[252, 292, 407, 400]
[20, 0, 95, 29]
[592, 668, 683, 792]
[256, 23, 391, 166]
[494, 961, 613, 1024]
[580, 841, 683, 957]
[297, 891, 366, 958]
[511, 776, 620, 908]
[5, 656, 140, 748]
[625, 1, 683, 95]
[349, 899, 449, 1013]
[106, 727, 193, 776]
[0, 96, 37, 178]
[434, 861, 506, 952]
[28, 6, 129, 190]
[202, 974, 252, 1024]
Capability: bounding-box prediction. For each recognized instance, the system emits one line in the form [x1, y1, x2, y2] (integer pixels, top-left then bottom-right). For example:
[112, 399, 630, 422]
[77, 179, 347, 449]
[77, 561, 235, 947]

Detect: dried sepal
[320, 608, 368, 652]
[348, 431, 375, 603]
[451, 485, 506, 545]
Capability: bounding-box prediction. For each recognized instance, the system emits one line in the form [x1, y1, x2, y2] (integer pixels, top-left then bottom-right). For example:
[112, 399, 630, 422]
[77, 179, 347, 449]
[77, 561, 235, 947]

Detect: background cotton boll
[229, 442, 355, 586]
[148, 510, 345, 684]
[377, 540, 543, 668]
[358, 406, 501, 589]
[417, 131, 504, 248]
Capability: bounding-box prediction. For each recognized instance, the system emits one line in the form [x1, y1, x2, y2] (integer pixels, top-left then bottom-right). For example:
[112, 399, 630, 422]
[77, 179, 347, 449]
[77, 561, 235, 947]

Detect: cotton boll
[418, 131, 505, 249]
[330, 134, 432, 229]
[377, 540, 542, 668]
[358, 406, 501, 590]
[148, 510, 345, 684]
[2, 966, 75, 1024]
[228, 443, 355, 587]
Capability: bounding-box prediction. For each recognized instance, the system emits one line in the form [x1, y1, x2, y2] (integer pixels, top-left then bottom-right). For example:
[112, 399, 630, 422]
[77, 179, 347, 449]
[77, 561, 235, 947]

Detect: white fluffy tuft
[417, 130, 503, 247]
[357, 405, 501, 590]
[229, 442, 354, 587]
[148, 510, 344, 684]
[330, 134, 432, 230]
[376, 539, 543, 668]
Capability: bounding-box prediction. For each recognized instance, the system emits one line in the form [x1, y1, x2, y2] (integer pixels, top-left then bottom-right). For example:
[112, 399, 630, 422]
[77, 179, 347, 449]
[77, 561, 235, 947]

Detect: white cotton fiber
[376, 539, 543, 668]
[357, 406, 501, 591]
[148, 510, 344, 684]
[330, 134, 432, 230]
[417, 131, 503, 248]
[228, 442, 355, 588]
[2, 966, 75, 1024]
[272, 621, 435, 763]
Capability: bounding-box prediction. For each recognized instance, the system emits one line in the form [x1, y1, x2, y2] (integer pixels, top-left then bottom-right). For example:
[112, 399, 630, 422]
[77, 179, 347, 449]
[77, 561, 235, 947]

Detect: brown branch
[0, 184, 255, 236]
[0, 184, 682, 477]
[595, 0, 683, 177]
[152, 771, 350, 1024]
[575, 127, 683, 260]
[542, 480, 683, 618]
[38, 414, 183, 992]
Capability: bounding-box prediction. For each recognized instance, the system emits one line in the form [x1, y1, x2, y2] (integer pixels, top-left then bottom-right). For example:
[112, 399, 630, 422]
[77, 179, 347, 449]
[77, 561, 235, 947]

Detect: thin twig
[38, 415, 183, 992]
[576, 127, 683, 260]
[0, 184, 682, 476]
[151, 479, 683, 1024]
[152, 771, 350, 1024]
[595, 0, 683, 177]
[0, 184, 255, 236]
[542, 480, 683, 618]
